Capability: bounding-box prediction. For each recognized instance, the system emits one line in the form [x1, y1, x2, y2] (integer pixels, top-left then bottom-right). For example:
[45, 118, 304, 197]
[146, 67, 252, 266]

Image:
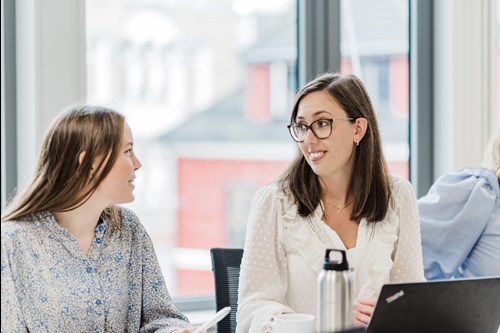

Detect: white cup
[261, 313, 315, 333]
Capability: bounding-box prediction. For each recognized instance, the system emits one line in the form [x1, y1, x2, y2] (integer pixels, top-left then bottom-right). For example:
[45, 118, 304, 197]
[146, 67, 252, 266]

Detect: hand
[352, 297, 376, 328]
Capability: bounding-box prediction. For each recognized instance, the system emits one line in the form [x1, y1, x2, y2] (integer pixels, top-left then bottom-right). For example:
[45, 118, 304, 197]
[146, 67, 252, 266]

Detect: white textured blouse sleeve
[390, 177, 426, 282]
[236, 185, 294, 333]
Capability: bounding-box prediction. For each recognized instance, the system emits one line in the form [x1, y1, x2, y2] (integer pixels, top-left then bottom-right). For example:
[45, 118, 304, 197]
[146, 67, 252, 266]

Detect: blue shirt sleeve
[418, 168, 499, 279]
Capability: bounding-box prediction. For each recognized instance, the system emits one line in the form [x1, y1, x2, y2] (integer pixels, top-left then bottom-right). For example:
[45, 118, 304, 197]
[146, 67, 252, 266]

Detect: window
[1, 0, 17, 210]
[86, 0, 297, 299]
[2, 1, 496, 315]
[340, 0, 409, 179]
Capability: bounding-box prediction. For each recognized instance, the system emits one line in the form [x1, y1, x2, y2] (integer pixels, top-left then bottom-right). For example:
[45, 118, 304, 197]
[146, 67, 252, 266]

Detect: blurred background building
[84, 0, 413, 298]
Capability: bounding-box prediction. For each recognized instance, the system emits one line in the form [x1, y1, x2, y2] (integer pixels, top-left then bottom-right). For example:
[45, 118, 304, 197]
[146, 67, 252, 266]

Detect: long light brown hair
[279, 72, 391, 222]
[2, 105, 126, 230]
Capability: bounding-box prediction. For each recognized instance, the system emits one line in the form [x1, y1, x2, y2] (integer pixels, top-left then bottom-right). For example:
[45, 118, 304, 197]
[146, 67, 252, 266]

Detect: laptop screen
[366, 277, 500, 333]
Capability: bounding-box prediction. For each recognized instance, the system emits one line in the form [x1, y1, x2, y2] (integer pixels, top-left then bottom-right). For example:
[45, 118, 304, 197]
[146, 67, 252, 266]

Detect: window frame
[409, 0, 434, 197]
[1, 0, 17, 210]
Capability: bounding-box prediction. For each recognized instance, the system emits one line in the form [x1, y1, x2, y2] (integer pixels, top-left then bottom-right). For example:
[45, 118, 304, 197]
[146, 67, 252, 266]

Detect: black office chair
[210, 248, 244, 333]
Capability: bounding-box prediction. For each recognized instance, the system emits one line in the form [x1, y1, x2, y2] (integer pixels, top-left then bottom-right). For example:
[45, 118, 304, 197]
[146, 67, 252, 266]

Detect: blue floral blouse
[1, 208, 192, 333]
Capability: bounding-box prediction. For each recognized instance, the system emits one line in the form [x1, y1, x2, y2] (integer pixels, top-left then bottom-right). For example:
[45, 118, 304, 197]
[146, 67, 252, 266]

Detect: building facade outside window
[0, 0, 413, 302]
[86, 0, 411, 300]
[86, 0, 297, 298]
[340, 0, 410, 179]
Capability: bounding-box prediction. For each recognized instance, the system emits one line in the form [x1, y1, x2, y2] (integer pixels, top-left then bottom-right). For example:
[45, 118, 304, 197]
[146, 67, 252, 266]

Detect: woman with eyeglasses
[236, 72, 425, 332]
[1, 106, 202, 333]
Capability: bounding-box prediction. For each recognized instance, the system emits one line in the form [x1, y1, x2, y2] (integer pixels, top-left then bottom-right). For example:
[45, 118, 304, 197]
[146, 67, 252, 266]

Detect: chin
[309, 165, 326, 177]
[118, 195, 135, 204]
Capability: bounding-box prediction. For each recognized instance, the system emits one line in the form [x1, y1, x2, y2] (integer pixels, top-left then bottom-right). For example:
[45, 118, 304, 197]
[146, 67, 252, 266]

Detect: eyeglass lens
[291, 119, 332, 141]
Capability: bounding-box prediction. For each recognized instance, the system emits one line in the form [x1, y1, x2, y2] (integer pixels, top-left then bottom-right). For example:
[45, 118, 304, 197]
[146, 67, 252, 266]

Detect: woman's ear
[78, 151, 86, 166]
[354, 118, 368, 145]
[79, 151, 95, 173]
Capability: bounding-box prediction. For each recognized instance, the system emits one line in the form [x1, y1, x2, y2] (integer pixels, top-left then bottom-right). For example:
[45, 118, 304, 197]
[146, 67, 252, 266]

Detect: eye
[124, 148, 132, 154]
[295, 123, 308, 131]
[317, 120, 331, 128]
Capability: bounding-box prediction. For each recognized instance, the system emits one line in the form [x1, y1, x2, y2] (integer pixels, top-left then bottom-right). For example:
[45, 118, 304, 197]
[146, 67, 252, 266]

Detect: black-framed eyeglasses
[287, 118, 354, 142]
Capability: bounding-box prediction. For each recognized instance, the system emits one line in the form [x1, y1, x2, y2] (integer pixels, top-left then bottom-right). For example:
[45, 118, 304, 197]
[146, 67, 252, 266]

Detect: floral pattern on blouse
[1, 208, 192, 333]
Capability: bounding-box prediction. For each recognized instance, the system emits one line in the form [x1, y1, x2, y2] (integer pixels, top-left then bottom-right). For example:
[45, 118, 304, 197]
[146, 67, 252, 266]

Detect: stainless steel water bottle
[317, 249, 353, 333]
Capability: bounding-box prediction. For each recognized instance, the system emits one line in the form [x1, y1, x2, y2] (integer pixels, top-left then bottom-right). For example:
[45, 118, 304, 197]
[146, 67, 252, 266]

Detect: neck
[53, 203, 104, 257]
[52, 195, 106, 239]
[53, 209, 101, 238]
[319, 173, 351, 206]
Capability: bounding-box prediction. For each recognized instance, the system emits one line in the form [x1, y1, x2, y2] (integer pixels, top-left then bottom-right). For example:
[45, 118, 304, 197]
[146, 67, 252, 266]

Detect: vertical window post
[409, 0, 434, 198]
[297, 0, 341, 86]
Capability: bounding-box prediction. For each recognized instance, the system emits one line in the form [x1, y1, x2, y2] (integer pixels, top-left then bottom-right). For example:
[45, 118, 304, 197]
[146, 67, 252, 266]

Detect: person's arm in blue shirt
[418, 168, 498, 279]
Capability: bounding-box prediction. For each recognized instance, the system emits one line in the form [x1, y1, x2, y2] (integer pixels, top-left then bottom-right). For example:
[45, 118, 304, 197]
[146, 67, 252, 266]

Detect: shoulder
[251, 182, 294, 207]
[420, 168, 499, 202]
[119, 206, 141, 224]
[386, 175, 418, 220]
[253, 182, 284, 198]
[1, 221, 25, 246]
[441, 168, 499, 194]
[117, 206, 148, 237]
[1, 215, 46, 253]
[1, 214, 42, 239]
[418, 168, 499, 217]
[389, 175, 416, 199]
[250, 182, 299, 220]
[1, 220, 26, 237]
[469, 168, 499, 192]
[250, 182, 282, 204]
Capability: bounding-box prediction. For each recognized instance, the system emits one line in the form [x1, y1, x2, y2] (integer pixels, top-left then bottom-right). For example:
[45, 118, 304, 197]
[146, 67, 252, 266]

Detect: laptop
[366, 277, 500, 333]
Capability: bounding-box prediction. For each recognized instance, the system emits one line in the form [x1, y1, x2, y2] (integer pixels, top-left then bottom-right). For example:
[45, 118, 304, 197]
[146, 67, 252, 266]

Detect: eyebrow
[296, 110, 332, 120]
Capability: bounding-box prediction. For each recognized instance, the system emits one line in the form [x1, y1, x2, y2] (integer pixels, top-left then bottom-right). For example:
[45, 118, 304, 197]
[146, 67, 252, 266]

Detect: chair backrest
[210, 248, 244, 333]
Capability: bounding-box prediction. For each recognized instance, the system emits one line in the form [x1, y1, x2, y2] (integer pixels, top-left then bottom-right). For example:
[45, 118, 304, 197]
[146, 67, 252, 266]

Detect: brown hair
[2, 105, 126, 230]
[279, 72, 391, 222]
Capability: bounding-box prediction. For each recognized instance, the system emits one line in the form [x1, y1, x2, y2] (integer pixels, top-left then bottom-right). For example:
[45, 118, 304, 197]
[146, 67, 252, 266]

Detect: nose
[302, 127, 318, 144]
[133, 154, 142, 170]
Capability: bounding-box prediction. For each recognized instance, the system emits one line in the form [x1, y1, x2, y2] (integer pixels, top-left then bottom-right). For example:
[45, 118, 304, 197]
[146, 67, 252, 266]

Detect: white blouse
[236, 175, 425, 333]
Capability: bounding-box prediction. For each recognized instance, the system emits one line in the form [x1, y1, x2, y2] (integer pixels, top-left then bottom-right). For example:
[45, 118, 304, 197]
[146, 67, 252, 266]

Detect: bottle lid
[323, 249, 349, 271]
